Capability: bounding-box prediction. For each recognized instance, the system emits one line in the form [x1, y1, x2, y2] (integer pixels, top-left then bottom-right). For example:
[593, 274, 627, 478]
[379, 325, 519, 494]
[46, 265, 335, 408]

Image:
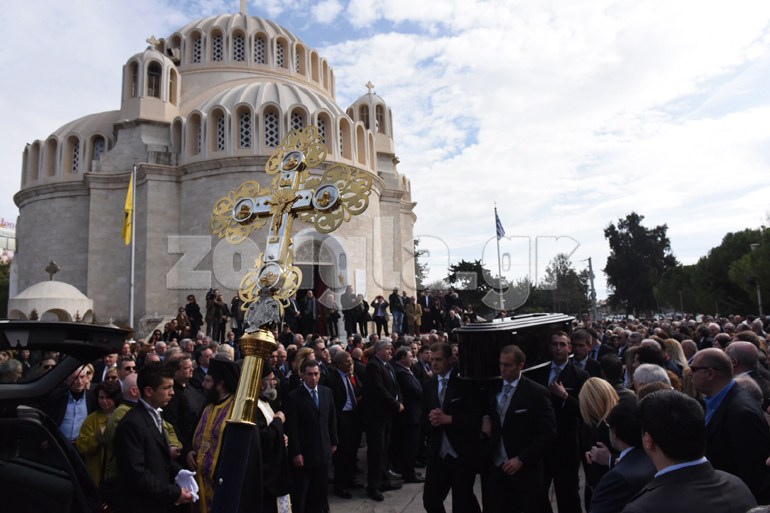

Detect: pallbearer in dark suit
[527, 331, 589, 513]
[363, 339, 404, 501]
[284, 359, 338, 513]
[113, 364, 195, 513]
[571, 330, 602, 377]
[328, 350, 363, 498]
[481, 345, 556, 513]
[422, 342, 482, 513]
[392, 346, 425, 483]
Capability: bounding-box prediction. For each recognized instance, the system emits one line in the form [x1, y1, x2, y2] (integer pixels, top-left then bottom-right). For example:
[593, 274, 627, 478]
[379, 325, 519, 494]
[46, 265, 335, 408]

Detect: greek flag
[495, 210, 505, 240]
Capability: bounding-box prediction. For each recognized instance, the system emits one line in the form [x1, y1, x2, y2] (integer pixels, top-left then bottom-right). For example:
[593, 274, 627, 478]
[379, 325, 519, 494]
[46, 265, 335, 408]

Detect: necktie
[345, 375, 357, 408]
[499, 383, 514, 418]
[549, 364, 561, 385]
[311, 388, 319, 409]
[438, 377, 447, 407]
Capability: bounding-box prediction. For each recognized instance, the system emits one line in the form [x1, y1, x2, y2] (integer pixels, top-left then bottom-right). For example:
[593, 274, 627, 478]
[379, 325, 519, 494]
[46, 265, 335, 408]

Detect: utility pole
[587, 257, 598, 323]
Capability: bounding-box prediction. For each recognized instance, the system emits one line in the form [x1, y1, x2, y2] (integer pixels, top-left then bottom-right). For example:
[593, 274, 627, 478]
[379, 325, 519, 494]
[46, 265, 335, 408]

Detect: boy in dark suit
[113, 364, 195, 513]
[481, 345, 556, 513]
[284, 359, 338, 513]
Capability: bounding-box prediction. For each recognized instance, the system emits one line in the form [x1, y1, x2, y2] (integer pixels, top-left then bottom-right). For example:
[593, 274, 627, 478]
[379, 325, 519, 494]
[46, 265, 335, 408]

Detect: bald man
[691, 348, 770, 503]
[725, 341, 770, 410]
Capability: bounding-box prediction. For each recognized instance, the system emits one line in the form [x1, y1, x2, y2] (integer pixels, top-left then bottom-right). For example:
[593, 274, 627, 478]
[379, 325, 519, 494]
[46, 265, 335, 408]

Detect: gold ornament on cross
[210, 126, 373, 331]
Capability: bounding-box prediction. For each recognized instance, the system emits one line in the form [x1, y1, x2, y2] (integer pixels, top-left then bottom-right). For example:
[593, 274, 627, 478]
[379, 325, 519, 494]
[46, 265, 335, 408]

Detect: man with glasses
[45, 365, 97, 443]
[117, 356, 136, 390]
[691, 348, 770, 503]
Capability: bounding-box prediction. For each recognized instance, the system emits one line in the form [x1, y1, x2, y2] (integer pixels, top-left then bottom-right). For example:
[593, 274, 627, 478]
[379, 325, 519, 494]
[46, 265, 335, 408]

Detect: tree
[604, 212, 678, 316]
[689, 228, 762, 315]
[413, 238, 429, 291]
[654, 265, 698, 314]
[535, 254, 590, 315]
[446, 259, 498, 316]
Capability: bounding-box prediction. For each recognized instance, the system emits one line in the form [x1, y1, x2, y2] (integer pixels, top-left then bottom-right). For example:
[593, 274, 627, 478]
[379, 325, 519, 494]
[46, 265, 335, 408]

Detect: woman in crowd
[76, 380, 121, 486]
[579, 377, 620, 510]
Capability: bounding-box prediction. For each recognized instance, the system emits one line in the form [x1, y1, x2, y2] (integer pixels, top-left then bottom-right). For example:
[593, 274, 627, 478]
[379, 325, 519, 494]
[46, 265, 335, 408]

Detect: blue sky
[3, 0, 770, 302]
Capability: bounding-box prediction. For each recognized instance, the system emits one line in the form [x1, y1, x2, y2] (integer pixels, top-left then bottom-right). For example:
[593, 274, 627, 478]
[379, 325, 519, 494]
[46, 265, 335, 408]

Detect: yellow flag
[122, 172, 133, 245]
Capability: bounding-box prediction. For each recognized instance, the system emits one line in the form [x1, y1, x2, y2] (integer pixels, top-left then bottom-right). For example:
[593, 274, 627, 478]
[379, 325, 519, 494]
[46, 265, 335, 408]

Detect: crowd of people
[5, 292, 770, 513]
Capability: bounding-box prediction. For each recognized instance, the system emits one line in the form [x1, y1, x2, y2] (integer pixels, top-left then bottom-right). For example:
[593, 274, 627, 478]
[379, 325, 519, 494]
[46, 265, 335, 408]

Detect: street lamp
[751, 243, 763, 318]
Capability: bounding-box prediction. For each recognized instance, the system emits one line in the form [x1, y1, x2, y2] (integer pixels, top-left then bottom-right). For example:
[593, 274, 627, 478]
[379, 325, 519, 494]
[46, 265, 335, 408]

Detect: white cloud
[312, 0, 343, 24]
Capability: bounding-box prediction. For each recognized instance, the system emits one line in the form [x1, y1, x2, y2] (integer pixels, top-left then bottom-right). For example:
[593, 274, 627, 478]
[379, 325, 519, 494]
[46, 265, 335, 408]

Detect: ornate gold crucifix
[209, 126, 372, 425]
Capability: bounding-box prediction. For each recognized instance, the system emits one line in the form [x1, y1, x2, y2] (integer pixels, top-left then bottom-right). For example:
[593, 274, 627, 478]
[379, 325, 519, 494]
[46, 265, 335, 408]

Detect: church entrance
[294, 237, 346, 337]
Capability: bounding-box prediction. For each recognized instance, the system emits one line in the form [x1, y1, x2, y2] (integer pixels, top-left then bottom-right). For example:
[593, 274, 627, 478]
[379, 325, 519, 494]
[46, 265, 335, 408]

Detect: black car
[0, 321, 128, 513]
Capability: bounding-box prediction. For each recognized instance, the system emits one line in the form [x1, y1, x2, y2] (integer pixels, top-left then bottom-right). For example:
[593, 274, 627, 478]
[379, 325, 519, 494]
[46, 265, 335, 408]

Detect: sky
[2, 0, 770, 303]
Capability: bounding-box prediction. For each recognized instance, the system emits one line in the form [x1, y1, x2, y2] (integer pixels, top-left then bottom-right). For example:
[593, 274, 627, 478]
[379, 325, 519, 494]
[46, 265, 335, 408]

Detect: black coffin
[456, 313, 575, 381]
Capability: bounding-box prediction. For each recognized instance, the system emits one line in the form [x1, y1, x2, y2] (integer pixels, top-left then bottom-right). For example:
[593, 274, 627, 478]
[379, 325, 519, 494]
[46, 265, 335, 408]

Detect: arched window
[264, 109, 280, 148]
[254, 34, 267, 64]
[43, 139, 57, 177]
[90, 135, 106, 171]
[359, 105, 369, 129]
[339, 119, 352, 160]
[28, 142, 40, 181]
[171, 121, 182, 155]
[128, 61, 139, 97]
[375, 105, 385, 133]
[65, 136, 80, 174]
[317, 113, 333, 153]
[356, 125, 366, 165]
[295, 44, 305, 74]
[211, 30, 224, 61]
[238, 108, 253, 149]
[147, 61, 162, 98]
[276, 39, 286, 69]
[311, 52, 319, 82]
[233, 33, 246, 62]
[169, 69, 178, 105]
[211, 110, 226, 152]
[187, 114, 202, 156]
[322, 61, 329, 89]
[192, 33, 203, 63]
[290, 110, 305, 131]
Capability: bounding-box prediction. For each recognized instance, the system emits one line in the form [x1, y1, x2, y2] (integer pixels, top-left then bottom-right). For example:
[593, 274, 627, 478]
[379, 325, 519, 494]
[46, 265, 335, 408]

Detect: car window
[0, 418, 70, 472]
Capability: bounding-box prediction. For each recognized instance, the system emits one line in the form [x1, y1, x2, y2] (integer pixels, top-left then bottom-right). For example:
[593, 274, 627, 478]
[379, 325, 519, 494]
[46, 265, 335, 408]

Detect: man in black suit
[527, 330, 589, 513]
[113, 364, 195, 513]
[481, 345, 556, 513]
[392, 346, 425, 483]
[571, 330, 601, 377]
[691, 347, 770, 503]
[327, 350, 363, 498]
[92, 352, 118, 384]
[300, 290, 319, 336]
[422, 342, 482, 513]
[590, 400, 655, 513]
[621, 390, 756, 513]
[363, 339, 404, 501]
[726, 341, 770, 410]
[284, 359, 337, 513]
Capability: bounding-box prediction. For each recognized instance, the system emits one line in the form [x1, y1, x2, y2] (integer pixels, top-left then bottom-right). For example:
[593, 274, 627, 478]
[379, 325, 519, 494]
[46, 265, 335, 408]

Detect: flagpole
[495, 204, 505, 314]
[129, 164, 136, 329]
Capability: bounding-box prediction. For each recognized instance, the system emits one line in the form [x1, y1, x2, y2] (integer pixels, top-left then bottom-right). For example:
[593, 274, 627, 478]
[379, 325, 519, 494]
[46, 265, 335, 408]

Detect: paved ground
[325, 446, 576, 512]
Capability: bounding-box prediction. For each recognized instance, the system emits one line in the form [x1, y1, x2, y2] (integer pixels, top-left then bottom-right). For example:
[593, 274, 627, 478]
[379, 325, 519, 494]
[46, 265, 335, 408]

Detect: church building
[13, 8, 416, 329]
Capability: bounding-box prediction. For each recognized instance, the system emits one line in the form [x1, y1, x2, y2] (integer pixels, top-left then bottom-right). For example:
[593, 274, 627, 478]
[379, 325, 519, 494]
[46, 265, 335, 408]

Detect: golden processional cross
[209, 125, 372, 421]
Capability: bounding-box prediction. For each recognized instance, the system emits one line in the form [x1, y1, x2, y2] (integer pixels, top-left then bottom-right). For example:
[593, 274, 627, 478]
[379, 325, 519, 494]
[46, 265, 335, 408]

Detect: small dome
[127, 46, 176, 69]
[14, 281, 89, 301]
[50, 111, 118, 141]
[9, 281, 94, 322]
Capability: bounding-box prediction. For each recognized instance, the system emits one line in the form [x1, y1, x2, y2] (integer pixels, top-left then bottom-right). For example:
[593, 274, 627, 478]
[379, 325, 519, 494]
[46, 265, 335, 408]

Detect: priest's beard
[260, 383, 278, 402]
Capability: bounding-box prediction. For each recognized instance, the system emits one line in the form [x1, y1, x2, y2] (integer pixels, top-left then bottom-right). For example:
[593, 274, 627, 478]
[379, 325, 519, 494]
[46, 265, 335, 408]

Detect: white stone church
[13, 9, 416, 329]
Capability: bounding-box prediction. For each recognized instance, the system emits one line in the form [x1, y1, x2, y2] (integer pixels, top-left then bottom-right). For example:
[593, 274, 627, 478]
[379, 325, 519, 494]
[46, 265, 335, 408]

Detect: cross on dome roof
[366, 81, 375, 95]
